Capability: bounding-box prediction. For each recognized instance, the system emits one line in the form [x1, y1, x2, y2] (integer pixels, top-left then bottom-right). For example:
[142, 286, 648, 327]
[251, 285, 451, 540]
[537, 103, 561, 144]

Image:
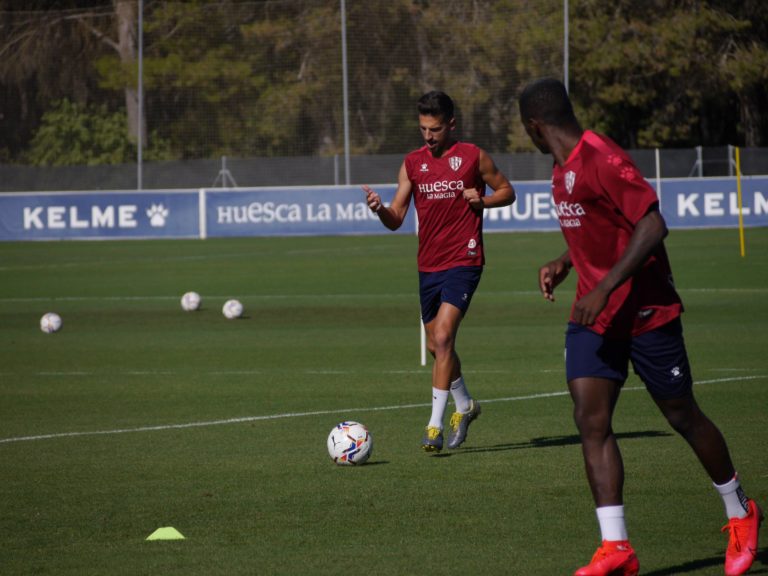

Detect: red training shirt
[405, 141, 485, 272]
[552, 130, 683, 337]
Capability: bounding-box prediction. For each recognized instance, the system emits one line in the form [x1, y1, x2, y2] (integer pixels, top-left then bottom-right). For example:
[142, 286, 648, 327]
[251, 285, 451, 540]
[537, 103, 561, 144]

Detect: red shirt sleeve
[588, 133, 659, 225]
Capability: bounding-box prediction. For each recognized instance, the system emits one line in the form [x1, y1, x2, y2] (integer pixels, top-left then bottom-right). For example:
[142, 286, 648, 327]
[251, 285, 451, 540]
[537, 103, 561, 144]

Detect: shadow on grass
[454, 430, 673, 455]
[642, 547, 767, 575]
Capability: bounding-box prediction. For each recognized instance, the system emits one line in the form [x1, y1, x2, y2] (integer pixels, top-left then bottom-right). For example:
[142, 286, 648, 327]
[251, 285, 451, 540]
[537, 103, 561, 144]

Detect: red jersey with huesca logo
[553, 130, 683, 337]
[405, 141, 485, 272]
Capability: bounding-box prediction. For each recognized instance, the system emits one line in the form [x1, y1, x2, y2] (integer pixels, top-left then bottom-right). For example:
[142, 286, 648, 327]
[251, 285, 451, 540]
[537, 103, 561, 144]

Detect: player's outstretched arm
[539, 250, 571, 302]
[363, 163, 412, 231]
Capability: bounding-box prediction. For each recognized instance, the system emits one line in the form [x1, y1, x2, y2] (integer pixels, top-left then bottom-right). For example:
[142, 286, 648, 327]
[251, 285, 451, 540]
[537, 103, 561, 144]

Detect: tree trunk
[114, 0, 145, 145]
[740, 88, 767, 147]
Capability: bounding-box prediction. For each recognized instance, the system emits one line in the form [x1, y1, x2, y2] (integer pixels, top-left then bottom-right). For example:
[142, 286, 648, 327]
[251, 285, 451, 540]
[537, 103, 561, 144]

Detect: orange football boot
[574, 540, 639, 576]
[723, 499, 763, 576]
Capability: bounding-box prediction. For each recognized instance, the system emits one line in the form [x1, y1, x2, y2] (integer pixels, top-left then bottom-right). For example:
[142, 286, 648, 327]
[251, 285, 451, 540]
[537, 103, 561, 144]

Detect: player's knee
[658, 396, 700, 437]
[664, 410, 689, 435]
[572, 406, 611, 440]
[665, 406, 709, 440]
[430, 327, 454, 355]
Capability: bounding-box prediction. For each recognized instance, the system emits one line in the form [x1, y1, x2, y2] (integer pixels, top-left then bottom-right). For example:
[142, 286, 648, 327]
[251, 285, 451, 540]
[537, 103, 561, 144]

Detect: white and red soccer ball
[327, 421, 373, 465]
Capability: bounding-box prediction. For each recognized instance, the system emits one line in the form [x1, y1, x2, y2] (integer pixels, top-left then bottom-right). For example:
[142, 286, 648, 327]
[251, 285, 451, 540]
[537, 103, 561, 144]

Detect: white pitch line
[0, 292, 415, 303]
[3, 287, 767, 304]
[0, 375, 764, 446]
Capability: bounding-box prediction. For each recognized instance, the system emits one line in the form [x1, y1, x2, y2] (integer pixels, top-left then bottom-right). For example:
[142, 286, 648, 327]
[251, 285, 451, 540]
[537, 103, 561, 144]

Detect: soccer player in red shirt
[519, 77, 762, 576]
[363, 91, 515, 452]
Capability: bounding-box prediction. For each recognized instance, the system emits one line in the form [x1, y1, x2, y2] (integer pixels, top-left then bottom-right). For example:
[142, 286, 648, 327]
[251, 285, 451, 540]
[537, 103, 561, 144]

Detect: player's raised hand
[362, 185, 383, 213]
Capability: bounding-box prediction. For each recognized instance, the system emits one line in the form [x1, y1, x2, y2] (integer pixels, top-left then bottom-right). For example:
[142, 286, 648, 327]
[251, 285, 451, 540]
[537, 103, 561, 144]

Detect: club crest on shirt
[449, 156, 462, 171]
[420, 163, 429, 172]
[565, 170, 576, 195]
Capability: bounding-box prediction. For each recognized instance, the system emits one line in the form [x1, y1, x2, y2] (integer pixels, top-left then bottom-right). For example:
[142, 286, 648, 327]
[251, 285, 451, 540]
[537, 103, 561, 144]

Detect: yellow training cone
[146, 527, 185, 541]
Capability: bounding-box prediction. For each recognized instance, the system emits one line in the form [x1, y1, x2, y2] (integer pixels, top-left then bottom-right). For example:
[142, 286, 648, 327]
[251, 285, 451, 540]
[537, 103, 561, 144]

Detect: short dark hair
[519, 78, 576, 126]
[417, 91, 455, 120]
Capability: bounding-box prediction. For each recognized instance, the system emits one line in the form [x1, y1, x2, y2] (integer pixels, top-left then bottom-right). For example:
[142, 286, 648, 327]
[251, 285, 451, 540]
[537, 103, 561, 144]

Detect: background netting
[1, 1, 765, 191]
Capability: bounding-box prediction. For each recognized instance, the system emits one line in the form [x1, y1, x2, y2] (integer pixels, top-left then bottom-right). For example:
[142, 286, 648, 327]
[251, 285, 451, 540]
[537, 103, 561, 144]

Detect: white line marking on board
[0, 375, 764, 445]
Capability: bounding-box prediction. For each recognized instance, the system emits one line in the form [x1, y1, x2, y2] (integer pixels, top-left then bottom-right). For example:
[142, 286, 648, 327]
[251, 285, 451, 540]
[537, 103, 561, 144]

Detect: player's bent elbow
[497, 186, 516, 207]
[381, 216, 403, 231]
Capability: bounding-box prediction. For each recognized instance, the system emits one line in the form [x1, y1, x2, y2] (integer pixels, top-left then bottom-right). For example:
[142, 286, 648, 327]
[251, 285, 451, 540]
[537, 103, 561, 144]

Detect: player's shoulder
[579, 130, 620, 155]
[403, 146, 427, 170]
[579, 131, 649, 188]
[579, 131, 631, 162]
[448, 141, 484, 169]
[454, 141, 482, 157]
[405, 145, 429, 161]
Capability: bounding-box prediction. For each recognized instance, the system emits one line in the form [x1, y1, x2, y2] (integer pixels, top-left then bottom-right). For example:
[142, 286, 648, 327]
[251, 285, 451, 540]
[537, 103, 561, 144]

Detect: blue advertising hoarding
[482, 177, 768, 232]
[654, 177, 768, 228]
[203, 185, 413, 237]
[0, 190, 199, 240]
[0, 177, 765, 241]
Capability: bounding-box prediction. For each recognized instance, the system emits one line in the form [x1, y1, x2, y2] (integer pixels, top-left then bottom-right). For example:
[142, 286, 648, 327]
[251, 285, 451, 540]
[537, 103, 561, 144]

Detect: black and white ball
[222, 299, 243, 319]
[181, 291, 201, 311]
[40, 312, 63, 333]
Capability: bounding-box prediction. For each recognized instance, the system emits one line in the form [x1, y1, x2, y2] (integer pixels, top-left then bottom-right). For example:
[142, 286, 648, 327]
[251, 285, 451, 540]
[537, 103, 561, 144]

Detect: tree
[715, 0, 768, 146]
[0, 1, 116, 161]
[2, 0, 765, 167]
[568, 0, 768, 147]
[24, 98, 170, 165]
[79, 0, 145, 144]
[24, 98, 133, 165]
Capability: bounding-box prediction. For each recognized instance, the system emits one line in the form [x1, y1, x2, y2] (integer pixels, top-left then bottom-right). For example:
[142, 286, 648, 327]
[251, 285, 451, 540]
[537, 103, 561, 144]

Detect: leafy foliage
[25, 99, 133, 166]
[570, 0, 768, 147]
[1, 0, 767, 166]
[25, 99, 171, 166]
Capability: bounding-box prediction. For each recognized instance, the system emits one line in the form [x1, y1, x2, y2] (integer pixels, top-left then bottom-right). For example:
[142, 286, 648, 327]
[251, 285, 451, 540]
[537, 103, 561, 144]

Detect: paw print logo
[607, 154, 622, 167]
[147, 203, 169, 227]
[671, 366, 682, 378]
[619, 166, 637, 181]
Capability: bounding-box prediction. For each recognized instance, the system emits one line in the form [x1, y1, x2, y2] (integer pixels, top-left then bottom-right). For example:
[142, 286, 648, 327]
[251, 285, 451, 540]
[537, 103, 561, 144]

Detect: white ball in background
[181, 291, 201, 311]
[40, 312, 63, 334]
[222, 299, 243, 319]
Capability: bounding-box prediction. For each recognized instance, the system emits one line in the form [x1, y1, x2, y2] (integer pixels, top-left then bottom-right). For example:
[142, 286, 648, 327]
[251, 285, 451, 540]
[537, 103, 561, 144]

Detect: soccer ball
[327, 421, 373, 465]
[222, 299, 243, 319]
[181, 291, 201, 311]
[40, 312, 62, 333]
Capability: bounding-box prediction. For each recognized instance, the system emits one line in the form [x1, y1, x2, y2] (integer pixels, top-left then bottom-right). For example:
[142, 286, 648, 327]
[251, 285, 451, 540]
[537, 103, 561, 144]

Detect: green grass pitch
[0, 228, 766, 575]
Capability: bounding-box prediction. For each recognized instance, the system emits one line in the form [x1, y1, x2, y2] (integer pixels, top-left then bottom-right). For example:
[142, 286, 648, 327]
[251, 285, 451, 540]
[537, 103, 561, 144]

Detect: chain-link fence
[1, 1, 766, 192]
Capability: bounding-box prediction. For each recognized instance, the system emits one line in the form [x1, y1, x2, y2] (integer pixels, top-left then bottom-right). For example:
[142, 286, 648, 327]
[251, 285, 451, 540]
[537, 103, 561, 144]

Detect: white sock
[449, 375, 472, 413]
[428, 387, 449, 429]
[596, 505, 628, 542]
[714, 474, 749, 519]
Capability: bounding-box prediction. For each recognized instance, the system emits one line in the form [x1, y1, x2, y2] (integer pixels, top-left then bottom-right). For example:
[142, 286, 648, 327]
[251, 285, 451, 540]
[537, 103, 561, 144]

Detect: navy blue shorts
[418, 266, 483, 324]
[564, 317, 693, 400]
